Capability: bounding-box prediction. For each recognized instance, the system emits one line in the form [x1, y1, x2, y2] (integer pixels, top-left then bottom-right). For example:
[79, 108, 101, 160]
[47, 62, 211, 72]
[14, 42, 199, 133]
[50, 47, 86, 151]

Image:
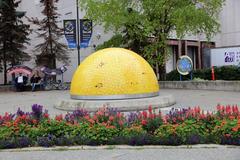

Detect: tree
[28, 0, 69, 69]
[0, 0, 30, 84]
[80, 0, 225, 80]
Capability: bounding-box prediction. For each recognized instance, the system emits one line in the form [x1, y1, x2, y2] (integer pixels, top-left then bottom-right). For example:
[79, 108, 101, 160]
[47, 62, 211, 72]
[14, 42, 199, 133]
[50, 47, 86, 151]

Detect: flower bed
[0, 104, 239, 148]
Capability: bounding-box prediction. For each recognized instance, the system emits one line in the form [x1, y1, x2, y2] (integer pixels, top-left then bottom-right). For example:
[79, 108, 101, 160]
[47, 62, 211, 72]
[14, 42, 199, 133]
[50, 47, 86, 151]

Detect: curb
[1, 144, 239, 152]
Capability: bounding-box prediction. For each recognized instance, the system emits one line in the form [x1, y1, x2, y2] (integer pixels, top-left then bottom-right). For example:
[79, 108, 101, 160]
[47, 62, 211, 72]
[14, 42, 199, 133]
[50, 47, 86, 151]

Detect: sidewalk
[0, 145, 239, 160]
[0, 89, 240, 116]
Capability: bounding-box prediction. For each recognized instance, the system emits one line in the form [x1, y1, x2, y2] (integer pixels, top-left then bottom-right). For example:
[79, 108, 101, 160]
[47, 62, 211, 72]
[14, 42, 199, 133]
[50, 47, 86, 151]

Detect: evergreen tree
[29, 0, 69, 69]
[0, 0, 30, 84]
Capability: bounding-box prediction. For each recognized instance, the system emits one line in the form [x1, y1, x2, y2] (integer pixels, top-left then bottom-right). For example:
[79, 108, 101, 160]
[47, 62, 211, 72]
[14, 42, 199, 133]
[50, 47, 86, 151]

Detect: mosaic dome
[70, 48, 159, 99]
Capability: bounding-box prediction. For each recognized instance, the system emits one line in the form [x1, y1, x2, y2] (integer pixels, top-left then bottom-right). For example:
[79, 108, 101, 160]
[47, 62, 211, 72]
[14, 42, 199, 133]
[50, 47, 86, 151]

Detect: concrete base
[54, 94, 176, 112]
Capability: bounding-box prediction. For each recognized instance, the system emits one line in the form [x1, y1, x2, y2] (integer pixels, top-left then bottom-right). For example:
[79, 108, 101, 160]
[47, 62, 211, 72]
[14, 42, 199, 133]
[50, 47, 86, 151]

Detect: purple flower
[127, 112, 138, 125]
[31, 104, 43, 119]
[108, 108, 118, 116]
[16, 108, 25, 116]
[73, 109, 88, 118]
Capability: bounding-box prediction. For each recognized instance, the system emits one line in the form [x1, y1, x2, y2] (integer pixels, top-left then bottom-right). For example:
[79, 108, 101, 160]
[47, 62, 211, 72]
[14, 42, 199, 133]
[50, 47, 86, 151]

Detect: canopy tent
[7, 65, 32, 75]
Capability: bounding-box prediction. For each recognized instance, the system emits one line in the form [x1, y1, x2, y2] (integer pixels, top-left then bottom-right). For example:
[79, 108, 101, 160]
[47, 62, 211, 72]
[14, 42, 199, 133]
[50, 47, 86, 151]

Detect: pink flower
[225, 134, 231, 138]
[148, 106, 152, 114]
[93, 115, 98, 121]
[141, 119, 147, 126]
[117, 112, 122, 118]
[226, 105, 231, 114]
[109, 116, 114, 121]
[88, 119, 95, 124]
[118, 120, 124, 126]
[142, 111, 147, 119]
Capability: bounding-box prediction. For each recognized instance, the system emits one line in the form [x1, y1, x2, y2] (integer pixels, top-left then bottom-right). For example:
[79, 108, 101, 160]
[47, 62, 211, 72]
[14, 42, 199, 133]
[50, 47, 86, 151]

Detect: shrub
[166, 65, 240, 81]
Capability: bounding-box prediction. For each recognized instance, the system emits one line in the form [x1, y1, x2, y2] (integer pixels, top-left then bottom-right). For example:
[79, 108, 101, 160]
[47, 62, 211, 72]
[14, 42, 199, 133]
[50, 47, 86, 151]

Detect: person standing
[30, 71, 42, 91]
[15, 73, 28, 91]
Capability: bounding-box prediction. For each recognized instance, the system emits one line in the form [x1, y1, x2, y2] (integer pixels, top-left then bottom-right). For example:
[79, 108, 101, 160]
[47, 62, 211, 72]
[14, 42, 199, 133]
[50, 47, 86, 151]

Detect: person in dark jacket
[30, 71, 42, 91]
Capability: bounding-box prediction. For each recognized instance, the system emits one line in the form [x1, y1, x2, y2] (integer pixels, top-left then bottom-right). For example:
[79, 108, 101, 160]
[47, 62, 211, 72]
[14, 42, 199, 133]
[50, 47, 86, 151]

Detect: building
[166, 0, 240, 72]
[0, 0, 239, 84]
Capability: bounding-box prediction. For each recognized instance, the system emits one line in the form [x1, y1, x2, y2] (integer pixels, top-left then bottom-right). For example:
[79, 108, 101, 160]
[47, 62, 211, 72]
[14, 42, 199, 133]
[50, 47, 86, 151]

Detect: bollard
[211, 66, 215, 80]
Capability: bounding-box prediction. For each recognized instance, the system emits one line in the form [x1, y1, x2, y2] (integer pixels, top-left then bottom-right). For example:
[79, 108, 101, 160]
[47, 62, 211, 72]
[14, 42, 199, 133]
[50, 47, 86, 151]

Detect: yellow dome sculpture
[70, 48, 159, 99]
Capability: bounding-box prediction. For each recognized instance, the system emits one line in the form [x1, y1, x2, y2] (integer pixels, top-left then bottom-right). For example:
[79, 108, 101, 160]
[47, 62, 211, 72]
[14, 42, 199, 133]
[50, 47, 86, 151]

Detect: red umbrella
[7, 65, 32, 75]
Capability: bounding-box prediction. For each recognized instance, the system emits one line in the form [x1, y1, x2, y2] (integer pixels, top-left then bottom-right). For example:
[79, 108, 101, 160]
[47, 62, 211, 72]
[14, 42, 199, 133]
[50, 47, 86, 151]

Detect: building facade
[0, 0, 239, 84]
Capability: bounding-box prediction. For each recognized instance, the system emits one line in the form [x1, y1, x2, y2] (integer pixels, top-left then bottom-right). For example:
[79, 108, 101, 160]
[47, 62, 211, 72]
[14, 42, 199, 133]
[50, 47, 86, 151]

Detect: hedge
[166, 66, 240, 81]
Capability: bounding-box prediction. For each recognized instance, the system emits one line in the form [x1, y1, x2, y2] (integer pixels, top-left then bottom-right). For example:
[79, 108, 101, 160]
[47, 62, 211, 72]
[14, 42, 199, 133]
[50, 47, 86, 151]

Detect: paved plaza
[0, 89, 240, 115]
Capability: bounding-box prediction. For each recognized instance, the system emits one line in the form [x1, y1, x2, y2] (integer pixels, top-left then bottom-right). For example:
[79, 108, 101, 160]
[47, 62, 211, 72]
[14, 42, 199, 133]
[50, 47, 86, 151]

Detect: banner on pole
[80, 19, 92, 48]
[63, 20, 77, 49]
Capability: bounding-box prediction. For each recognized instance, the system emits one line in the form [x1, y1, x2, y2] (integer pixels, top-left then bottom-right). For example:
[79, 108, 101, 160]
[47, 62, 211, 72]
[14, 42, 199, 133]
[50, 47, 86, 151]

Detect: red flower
[93, 115, 98, 121]
[106, 125, 116, 129]
[172, 118, 176, 123]
[226, 105, 231, 114]
[149, 113, 154, 119]
[194, 106, 201, 114]
[148, 106, 152, 114]
[141, 119, 147, 126]
[88, 119, 95, 124]
[117, 112, 122, 118]
[228, 115, 235, 120]
[118, 120, 124, 126]
[109, 116, 114, 121]
[84, 115, 90, 120]
[55, 114, 63, 121]
[232, 127, 238, 132]
[43, 113, 49, 119]
[142, 111, 147, 119]
[32, 119, 38, 124]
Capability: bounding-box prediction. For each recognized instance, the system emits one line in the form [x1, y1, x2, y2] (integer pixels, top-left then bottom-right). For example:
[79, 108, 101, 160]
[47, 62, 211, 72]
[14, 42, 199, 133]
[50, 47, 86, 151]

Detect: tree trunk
[3, 53, 7, 85]
[159, 64, 166, 81]
[158, 45, 167, 81]
[3, 42, 7, 85]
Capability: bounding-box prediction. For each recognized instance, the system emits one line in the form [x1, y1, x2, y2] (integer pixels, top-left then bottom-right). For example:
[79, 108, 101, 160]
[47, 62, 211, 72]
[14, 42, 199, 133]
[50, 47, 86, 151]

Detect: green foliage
[84, 124, 119, 144]
[0, 0, 30, 84]
[80, 0, 225, 76]
[212, 119, 240, 143]
[96, 34, 125, 50]
[142, 117, 163, 134]
[120, 126, 147, 137]
[166, 66, 240, 81]
[0, 126, 13, 140]
[175, 120, 208, 144]
[154, 124, 183, 145]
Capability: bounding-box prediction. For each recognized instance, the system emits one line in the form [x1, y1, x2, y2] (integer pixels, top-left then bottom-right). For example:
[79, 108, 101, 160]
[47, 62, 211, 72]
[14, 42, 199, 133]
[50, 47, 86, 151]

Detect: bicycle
[41, 65, 69, 91]
[44, 79, 69, 90]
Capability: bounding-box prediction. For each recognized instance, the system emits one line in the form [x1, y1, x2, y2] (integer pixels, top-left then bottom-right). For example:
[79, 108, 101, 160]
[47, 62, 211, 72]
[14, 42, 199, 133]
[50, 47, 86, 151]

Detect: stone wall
[159, 81, 240, 92]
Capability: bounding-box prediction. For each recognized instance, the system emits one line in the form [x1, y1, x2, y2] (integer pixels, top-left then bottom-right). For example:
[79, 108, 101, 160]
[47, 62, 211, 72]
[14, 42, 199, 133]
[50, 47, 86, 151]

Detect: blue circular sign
[177, 55, 193, 75]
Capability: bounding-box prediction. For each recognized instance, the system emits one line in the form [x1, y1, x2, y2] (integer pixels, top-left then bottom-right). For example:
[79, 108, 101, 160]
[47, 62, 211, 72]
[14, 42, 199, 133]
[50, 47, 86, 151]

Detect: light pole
[76, 0, 80, 65]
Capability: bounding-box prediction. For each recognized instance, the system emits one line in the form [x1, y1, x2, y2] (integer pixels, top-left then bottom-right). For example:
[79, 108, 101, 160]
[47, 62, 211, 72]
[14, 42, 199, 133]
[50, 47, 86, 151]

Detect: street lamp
[76, 0, 80, 66]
